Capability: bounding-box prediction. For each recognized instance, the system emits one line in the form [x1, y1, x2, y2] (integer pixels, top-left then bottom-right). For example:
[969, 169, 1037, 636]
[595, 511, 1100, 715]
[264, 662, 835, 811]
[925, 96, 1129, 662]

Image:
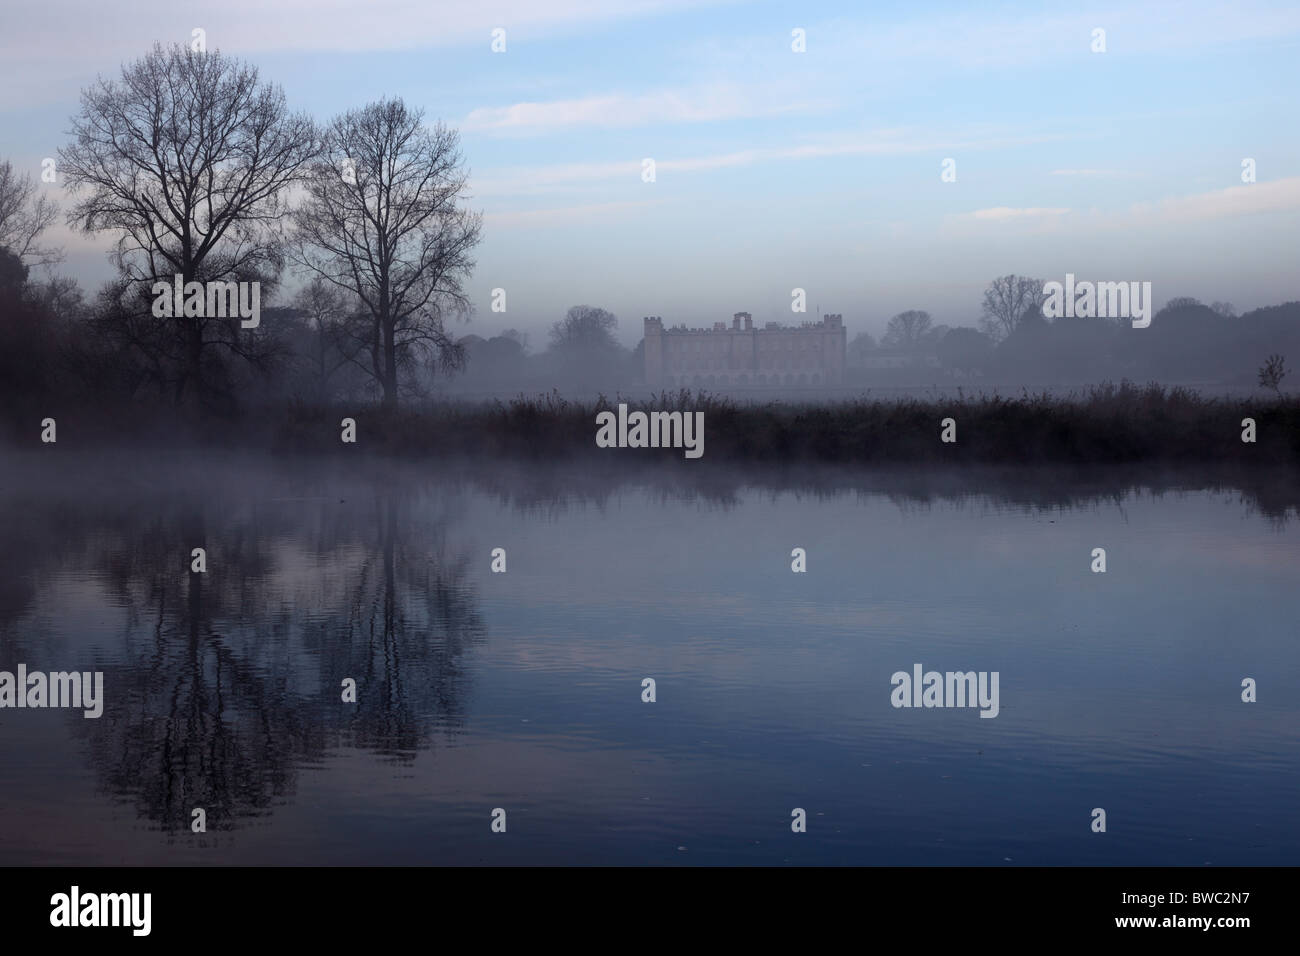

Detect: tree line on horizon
[444, 286, 1300, 394]
[839, 278, 1295, 390]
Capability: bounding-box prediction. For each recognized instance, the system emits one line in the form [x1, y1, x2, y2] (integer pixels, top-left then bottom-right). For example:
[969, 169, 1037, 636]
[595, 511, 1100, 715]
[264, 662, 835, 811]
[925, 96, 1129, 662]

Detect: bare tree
[29, 274, 86, 322]
[979, 275, 1046, 341]
[59, 43, 319, 408]
[292, 98, 481, 409]
[1210, 300, 1237, 319]
[0, 159, 60, 267]
[1259, 354, 1287, 395]
[549, 305, 619, 352]
[881, 310, 933, 349]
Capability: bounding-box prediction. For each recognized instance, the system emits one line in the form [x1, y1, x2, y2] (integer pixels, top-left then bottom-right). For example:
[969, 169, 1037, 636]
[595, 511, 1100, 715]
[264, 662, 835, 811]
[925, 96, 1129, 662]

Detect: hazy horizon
[2, 0, 1298, 346]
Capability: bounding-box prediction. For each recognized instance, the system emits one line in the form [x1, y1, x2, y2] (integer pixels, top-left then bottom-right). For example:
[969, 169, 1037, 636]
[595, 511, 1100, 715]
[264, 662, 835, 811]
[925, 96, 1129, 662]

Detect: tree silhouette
[292, 98, 481, 409]
[881, 310, 933, 349]
[59, 43, 319, 409]
[980, 275, 1046, 341]
[0, 158, 59, 268]
[1259, 354, 1287, 395]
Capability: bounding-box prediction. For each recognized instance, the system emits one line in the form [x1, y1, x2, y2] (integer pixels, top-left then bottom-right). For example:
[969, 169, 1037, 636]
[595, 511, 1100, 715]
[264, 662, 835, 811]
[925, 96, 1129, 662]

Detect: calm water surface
[0, 452, 1297, 865]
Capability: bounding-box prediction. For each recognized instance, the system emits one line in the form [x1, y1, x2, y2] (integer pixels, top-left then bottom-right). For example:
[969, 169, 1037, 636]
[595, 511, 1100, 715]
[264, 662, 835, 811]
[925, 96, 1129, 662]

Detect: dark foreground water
[0, 452, 1297, 865]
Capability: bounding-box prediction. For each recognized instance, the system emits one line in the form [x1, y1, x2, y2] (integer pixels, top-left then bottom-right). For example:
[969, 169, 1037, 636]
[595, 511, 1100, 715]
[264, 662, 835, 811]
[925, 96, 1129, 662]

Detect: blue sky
[2, 0, 1298, 344]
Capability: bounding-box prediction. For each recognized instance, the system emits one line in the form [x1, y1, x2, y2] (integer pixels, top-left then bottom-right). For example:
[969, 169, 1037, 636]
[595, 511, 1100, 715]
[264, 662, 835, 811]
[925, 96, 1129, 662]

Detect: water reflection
[0, 474, 485, 835]
[0, 452, 1296, 863]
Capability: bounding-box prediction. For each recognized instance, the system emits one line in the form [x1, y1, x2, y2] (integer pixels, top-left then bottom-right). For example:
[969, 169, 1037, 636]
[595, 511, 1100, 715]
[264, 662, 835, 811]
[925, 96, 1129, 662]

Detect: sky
[1, 0, 1298, 345]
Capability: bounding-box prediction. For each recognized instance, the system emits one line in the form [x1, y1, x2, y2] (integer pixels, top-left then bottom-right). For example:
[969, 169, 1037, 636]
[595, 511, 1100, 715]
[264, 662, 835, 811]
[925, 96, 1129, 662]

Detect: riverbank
[276, 384, 1298, 464]
[8, 383, 1299, 464]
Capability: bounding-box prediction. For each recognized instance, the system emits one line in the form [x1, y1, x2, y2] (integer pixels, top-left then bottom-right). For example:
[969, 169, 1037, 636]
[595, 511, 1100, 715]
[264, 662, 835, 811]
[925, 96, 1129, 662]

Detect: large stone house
[644, 312, 846, 388]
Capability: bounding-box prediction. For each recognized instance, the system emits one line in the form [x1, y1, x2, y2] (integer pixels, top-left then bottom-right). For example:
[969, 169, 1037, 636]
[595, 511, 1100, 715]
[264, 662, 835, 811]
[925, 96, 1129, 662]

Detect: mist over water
[0, 451, 1296, 865]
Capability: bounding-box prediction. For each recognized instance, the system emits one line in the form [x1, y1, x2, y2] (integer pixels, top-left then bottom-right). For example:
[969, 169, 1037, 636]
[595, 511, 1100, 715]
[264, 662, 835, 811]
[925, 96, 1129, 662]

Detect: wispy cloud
[484, 199, 664, 229]
[827, 1, 1300, 69]
[0, 0, 734, 61]
[471, 129, 1075, 196]
[946, 177, 1300, 236]
[1050, 169, 1129, 177]
[1128, 176, 1300, 224]
[464, 84, 824, 133]
[970, 207, 1071, 221]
